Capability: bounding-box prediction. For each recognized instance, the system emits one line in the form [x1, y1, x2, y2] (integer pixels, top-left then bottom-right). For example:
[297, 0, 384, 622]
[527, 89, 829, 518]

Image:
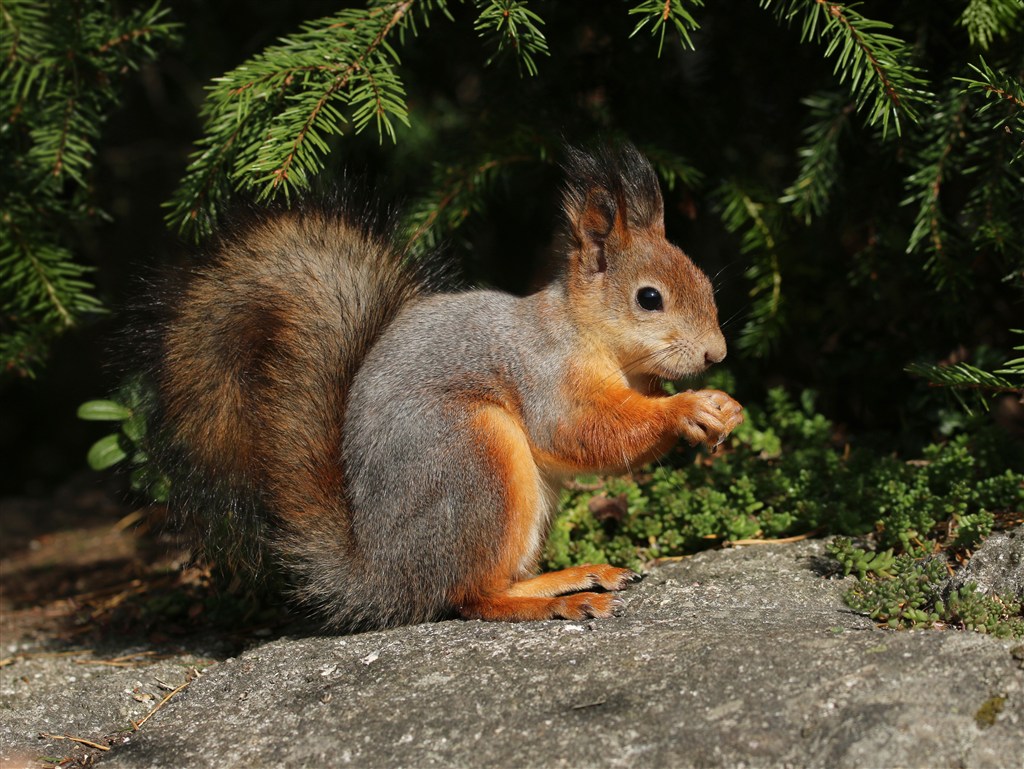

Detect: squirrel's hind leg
[450, 407, 639, 622]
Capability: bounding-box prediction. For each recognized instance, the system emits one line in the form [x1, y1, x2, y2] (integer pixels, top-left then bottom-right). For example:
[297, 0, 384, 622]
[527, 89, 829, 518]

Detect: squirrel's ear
[567, 187, 624, 275]
[562, 144, 665, 275]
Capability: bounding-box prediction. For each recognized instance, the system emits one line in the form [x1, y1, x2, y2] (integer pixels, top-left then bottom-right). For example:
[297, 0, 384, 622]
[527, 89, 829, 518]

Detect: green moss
[942, 586, 1024, 638]
[826, 540, 1024, 637]
[543, 384, 1024, 638]
[828, 537, 896, 580]
[974, 695, 1006, 729]
[1010, 645, 1024, 670]
[545, 385, 1023, 573]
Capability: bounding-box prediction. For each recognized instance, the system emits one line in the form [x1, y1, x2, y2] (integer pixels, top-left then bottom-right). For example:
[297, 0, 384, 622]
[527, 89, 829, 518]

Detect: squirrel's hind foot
[507, 564, 641, 598]
[458, 591, 626, 622]
[455, 564, 639, 622]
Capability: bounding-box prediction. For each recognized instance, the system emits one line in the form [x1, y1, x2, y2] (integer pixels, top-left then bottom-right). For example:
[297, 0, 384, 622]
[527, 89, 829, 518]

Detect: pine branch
[0, 324, 49, 378]
[955, 59, 1024, 261]
[959, 59, 1024, 111]
[5, 0, 177, 191]
[167, 1, 453, 238]
[351, 64, 409, 139]
[779, 90, 854, 223]
[628, 0, 704, 55]
[956, 57, 1024, 162]
[97, 23, 166, 55]
[261, 2, 415, 193]
[958, 0, 1023, 51]
[641, 145, 704, 191]
[403, 152, 536, 256]
[2, 0, 175, 107]
[907, 331, 1024, 413]
[902, 88, 970, 291]
[0, 209, 103, 331]
[995, 329, 1024, 377]
[717, 181, 787, 357]
[961, 106, 1024, 260]
[28, 96, 102, 188]
[473, 1, 549, 76]
[1, 1, 51, 102]
[906, 360, 1023, 414]
[0, 0, 177, 376]
[907, 362, 1019, 393]
[761, 0, 931, 137]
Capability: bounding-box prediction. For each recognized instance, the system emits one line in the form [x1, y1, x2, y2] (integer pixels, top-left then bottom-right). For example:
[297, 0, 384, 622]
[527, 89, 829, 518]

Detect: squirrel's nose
[704, 333, 727, 366]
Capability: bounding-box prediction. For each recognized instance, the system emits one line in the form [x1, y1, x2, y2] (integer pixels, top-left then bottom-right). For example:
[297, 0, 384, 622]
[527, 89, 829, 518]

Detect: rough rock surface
[0, 650, 215, 768]
[3, 540, 1021, 769]
[947, 528, 1024, 599]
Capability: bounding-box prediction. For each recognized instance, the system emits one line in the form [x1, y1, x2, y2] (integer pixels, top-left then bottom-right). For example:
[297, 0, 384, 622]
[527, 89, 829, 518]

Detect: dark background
[2, 1, 1021, 496]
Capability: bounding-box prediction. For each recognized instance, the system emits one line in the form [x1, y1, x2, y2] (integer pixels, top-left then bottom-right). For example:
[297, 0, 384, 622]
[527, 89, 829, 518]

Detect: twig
[97, 26, 155, 54]
[38, 733, 110, 751]
[977, 83, 1024, 109]
[70, 578, 145, 602]
[92, 651, 159, 664]
[571, 699, 607, 710]
[153, 676, 178, 691]
[113, 508, 147, 532]
[1, 650, 92, 668]
[726, 530, 821, 547]
[133, 669, 201, 730]
[75, 651, 165, 668]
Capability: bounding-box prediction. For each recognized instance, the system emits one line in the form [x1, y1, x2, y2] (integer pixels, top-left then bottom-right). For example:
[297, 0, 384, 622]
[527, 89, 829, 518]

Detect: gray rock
[0, 649, 212, 768]
[3, 541, 1022, 769]
[948, 528, 1024, 599]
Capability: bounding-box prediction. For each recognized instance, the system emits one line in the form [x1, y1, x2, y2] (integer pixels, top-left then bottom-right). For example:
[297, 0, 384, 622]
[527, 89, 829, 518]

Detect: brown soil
[0, 473, 287, 655]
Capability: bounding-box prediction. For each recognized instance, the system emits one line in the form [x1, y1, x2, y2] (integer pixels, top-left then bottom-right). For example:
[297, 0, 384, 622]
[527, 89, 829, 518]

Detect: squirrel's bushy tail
[156, 208, 425, 626]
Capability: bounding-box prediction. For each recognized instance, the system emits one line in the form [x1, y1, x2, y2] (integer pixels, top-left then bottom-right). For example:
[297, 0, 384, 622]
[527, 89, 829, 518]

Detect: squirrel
[155, 143, 744, 631]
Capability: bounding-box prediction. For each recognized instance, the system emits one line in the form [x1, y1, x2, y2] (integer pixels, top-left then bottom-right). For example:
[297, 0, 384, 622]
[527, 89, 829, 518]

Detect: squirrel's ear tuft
[562, 143, 665, 273]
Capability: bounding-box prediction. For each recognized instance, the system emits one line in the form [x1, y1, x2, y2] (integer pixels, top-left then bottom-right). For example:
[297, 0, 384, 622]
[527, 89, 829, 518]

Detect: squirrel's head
[561, 144, 726, 380]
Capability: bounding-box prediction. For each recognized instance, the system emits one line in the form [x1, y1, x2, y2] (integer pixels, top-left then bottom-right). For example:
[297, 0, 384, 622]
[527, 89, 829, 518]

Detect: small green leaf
[131, 466, 171, 503]
[78, 400, 132, 421]
[122, 413, 147, 442]
[87, 434, 128, 470]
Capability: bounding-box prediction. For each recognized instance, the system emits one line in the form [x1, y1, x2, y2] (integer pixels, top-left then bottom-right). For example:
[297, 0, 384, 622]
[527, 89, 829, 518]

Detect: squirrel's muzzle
[703, 331, 727, 367]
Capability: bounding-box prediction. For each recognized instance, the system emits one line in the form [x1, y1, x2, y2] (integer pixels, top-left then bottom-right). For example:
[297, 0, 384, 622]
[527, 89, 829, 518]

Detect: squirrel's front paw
[678, 389, 745, 448]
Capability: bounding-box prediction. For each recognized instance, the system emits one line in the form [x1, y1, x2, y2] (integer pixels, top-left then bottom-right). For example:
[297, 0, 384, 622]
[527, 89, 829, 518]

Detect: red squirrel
[157, 144, 744, 630]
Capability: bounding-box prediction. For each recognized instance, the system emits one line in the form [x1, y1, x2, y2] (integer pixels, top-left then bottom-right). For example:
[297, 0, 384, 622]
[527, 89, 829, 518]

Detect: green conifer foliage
[8, 1, 1022, 401]
[760, 0, 932, 137]
[165, 0, 559, 239]
[1, 0, 177, 377]
[158, 2, 1024, 409]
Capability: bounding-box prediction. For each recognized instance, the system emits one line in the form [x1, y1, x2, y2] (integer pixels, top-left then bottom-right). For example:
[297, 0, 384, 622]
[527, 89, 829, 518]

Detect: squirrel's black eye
[636, 286, 663, 312]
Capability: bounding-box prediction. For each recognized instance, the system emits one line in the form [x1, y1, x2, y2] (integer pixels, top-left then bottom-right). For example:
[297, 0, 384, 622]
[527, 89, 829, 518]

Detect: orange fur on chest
[547, 360, 677, 472]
